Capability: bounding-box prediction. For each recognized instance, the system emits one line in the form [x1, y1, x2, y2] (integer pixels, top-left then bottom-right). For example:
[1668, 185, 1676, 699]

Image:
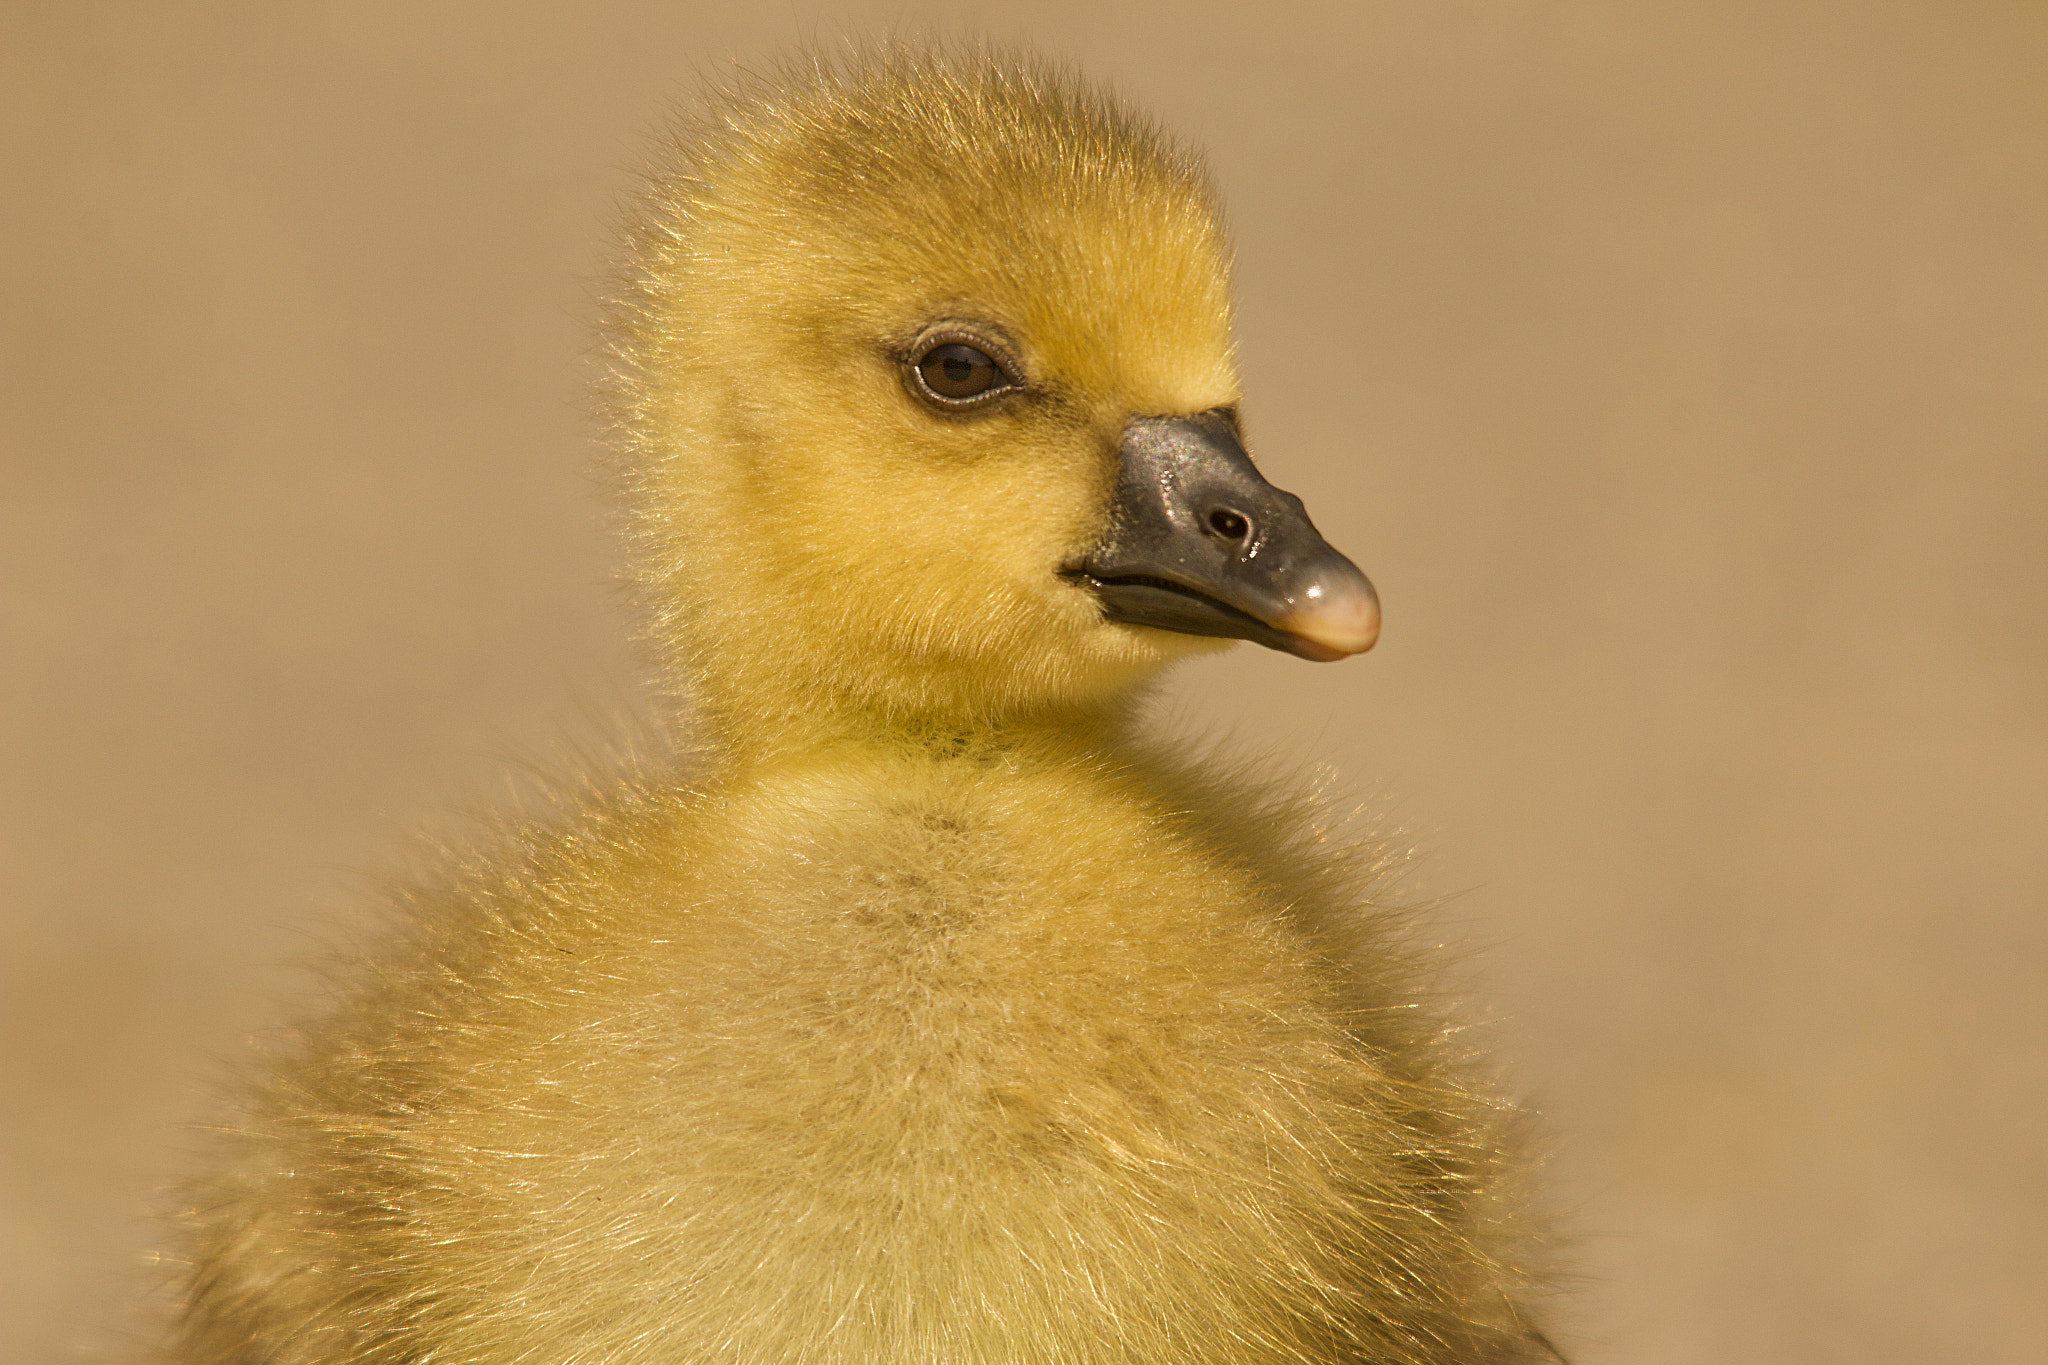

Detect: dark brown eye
[914, 342, 1009, 403]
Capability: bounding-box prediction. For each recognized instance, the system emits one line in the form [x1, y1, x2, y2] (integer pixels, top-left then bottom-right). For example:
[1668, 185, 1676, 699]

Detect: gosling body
[176, 50, 1555, 1365]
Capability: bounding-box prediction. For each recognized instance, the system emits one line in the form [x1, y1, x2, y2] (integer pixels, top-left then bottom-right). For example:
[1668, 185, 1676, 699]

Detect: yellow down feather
[172, 46, 1557, 1365]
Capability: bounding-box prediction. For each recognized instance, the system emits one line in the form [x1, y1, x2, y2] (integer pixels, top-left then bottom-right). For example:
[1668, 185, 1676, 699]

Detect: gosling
[174, 47, 1558, 1365]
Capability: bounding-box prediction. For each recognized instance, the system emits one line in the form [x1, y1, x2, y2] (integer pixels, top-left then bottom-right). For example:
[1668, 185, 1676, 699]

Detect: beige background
[5, 2, 2044, 1361]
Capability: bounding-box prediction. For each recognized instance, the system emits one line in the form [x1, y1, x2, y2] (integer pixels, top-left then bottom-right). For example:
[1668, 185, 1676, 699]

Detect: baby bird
[175, 49, 1556, 1365]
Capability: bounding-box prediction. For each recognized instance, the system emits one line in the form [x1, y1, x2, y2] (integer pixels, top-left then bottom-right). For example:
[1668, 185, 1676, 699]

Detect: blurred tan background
[5, 2, 2044, 1361]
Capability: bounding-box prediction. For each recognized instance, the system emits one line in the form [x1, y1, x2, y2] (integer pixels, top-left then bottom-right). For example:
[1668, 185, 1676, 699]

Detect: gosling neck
[678, 669, 1143, 783]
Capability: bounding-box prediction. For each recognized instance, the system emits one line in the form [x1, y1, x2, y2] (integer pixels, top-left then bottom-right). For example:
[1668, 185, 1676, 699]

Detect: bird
[171, 46, 1558, 1365]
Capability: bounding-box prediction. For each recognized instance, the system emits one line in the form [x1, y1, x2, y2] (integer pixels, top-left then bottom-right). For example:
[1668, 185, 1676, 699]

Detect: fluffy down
[172, 47, 1557, 1365]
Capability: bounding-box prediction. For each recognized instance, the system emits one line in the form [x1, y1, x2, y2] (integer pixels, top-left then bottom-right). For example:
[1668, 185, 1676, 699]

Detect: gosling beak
[1064, 410, 1379, 661]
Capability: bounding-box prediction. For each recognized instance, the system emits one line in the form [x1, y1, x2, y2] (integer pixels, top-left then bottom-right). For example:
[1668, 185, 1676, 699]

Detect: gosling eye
[911, 341, 1014, 406]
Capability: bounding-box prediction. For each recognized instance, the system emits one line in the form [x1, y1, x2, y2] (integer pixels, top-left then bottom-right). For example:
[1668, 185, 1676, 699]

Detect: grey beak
[1064, 411, 1379, 661]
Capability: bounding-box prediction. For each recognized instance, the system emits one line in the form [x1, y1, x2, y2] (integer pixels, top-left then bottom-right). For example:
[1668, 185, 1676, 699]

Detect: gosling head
[612, 50, 1377, 748]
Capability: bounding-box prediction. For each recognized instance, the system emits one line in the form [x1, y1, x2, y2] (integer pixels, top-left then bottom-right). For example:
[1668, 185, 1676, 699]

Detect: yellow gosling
[174, 48, 1557, 1365]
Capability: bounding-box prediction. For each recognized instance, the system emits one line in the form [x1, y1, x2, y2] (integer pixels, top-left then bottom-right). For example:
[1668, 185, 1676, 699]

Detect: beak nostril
[1207, 509, 1250, 541]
